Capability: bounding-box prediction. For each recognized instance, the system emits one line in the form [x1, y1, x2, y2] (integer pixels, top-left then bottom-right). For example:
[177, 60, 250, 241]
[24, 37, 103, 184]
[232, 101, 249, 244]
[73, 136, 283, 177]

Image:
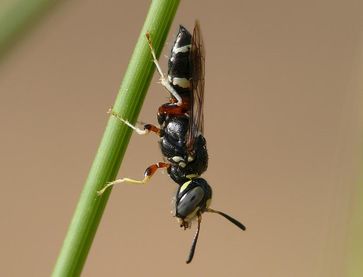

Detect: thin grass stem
[52, 1, 180, 276]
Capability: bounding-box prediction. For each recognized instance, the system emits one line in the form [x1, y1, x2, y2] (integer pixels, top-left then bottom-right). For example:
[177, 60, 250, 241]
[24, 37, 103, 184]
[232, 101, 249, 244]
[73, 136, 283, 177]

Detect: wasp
[98, 22, 246, 263]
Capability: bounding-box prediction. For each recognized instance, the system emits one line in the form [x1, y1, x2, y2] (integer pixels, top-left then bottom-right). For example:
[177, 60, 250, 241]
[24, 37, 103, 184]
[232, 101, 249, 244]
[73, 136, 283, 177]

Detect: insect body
[159, 25, 208, 192]
[98, 22, 246, 263]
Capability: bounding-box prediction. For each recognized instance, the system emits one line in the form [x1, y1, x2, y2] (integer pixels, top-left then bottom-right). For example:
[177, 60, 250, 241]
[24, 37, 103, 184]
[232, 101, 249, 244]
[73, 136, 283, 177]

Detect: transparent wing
[186, 21, 205, 153]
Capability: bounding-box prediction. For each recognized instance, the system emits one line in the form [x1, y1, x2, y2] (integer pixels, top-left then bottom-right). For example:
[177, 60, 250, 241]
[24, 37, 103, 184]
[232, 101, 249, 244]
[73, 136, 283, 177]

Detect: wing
[186, 21, 205, 153]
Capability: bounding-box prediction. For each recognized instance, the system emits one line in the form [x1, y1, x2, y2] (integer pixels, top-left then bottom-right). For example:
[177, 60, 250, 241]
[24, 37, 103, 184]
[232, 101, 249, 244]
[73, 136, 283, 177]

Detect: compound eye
[177, 186, 204, 218]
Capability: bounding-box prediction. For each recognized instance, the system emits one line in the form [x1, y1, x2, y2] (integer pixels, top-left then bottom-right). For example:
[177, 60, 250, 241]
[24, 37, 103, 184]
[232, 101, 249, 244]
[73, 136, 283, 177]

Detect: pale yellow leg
[107, 108, 151, 135]
[145, 33, 182, 106]
[97, 176, 150, 196]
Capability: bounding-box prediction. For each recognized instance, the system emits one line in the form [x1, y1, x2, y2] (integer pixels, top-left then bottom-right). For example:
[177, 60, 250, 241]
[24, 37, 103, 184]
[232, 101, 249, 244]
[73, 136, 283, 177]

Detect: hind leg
[146, 33, 183, 106]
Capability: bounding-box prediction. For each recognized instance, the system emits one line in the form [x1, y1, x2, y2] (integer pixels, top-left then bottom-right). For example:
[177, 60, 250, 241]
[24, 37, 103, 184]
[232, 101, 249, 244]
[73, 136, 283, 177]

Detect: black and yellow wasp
[98, 22, 246, 263]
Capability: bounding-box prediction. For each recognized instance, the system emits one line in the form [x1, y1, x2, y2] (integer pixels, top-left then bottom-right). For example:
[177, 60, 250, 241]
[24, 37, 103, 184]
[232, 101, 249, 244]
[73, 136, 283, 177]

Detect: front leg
[97, 162, 170, 195]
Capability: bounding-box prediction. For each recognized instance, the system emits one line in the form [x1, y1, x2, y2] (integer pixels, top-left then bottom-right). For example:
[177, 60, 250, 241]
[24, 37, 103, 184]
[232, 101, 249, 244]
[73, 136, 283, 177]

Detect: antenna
[186, 215, 202, 264]
[206, 208, 246, 230]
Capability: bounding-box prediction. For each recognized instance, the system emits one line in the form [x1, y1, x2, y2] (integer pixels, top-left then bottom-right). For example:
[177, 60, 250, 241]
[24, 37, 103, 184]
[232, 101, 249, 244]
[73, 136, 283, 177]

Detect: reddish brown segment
[158, 102, 190, 117]
[144, 162, 170, 178]
[144, 124, 161, 135]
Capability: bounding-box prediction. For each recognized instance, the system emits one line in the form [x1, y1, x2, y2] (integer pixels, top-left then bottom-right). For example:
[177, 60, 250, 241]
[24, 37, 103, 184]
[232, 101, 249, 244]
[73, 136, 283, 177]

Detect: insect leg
[108, 108, 160, 135]
[145, 33, 183, 106]
[97, 162, 170, 195]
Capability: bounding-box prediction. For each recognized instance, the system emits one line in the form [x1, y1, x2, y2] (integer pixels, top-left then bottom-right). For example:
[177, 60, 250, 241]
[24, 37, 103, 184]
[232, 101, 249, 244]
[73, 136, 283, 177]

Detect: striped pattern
[168, 25, 192, 93]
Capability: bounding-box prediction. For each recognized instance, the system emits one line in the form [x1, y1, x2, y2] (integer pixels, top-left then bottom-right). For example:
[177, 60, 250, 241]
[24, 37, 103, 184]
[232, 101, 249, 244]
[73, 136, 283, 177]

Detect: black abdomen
[168, 25, 192, 97]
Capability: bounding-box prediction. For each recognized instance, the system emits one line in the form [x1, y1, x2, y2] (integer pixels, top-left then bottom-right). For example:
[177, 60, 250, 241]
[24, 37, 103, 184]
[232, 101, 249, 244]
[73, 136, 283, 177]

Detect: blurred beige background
[1, 0, 363, 276]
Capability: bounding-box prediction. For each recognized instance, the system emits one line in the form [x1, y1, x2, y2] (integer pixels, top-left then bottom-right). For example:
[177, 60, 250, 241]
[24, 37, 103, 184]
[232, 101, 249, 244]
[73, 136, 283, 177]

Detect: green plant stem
[52, 1, 180, 276]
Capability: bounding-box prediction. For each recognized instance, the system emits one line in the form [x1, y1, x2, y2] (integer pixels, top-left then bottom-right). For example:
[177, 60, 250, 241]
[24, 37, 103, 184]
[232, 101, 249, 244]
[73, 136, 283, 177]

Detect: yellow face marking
[180, 180, 192, 193]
